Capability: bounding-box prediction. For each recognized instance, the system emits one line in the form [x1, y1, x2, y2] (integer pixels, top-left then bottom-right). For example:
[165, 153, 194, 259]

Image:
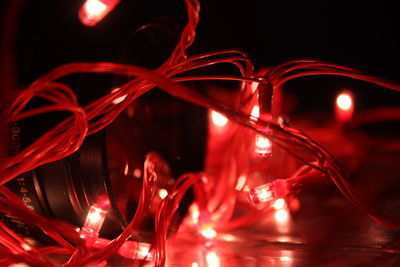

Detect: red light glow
[251, 105, 260, 120]
[94, 238, 152, 260]
[158, 188, 169, 199]
[273, 198, 286, 210]
[248, 183, 274, 204]
[206, 251, 220, 267]
[211, 110, 228, 127]
[336, 93, 352, 111]
[335, 91, 354, 122]
[248, 179, 290, 205]
[189, 204, 200, 224]
[280, 256, 292, 262]
[255, 134, 272, 156]
[79, 0, 120, 27]
[133, 168, 142, 178]
[200, 224, 217, 239]
[235, 175, 247, 191]
[274, 209, 289, 223]
[80, 204, 108, 245]
[123, 163, 129, 176]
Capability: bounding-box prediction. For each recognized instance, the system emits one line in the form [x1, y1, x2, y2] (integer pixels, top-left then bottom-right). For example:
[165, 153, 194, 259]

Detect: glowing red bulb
[251, 105, 260, 120]
[335, 90, 354, 122]
[336, 93, 352, 111]
[200, 225, 217, 239]
[255, 134, 272, 156]
[211, 110, 228, 127]
[80, 203, 108, 246]
[248, 183, 274, 204]
[280, 256, 292, 262]
[158, 188, 169, 199]
[273, 198, 286, 210]
[248, 179, 290, 205]
[206, 251, 220, 267]
[83, 206, 107, 232]
[79, 0, 120, 27]
[274, 209, 289, 223]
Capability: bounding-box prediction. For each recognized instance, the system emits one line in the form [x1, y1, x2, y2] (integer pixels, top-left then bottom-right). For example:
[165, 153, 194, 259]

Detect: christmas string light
[0, 0, 400, 266]
[79, 0, 120, 26]
[335, 90, 354, 123]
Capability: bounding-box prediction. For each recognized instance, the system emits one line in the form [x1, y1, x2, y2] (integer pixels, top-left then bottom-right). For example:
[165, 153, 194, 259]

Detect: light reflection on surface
[280, 256, 291, 262]
[166, 188, 400, 267]
[206, 251, 220, 267]
[200, 225, 217, 239]
[274, 209, 289, 223]
[273, 198, 286, 210]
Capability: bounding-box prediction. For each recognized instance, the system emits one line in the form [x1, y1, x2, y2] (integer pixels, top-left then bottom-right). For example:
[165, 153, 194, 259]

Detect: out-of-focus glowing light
[251, 81, 259, 93]
[126, 105, 135, 118]
[235, 175, 247, 191]
[277, 236, 291, 242]
[137, 246, 150, 259]
[251, 105, 260, 120]
[190, 204, 200, 224]
[8, 264, 30, 267]
[133, 168, 142, 178]
[112, 87, 127, 104]
[336, 93, 352, 111]
[280, 256, 292, 262]
[211, 110, 228, 127]
[21, 243, 32, 251]
[219, 233, 236, 242]
[255, 134, 272, 156]
[288, 196, 301, 212]
[273, 198, 286, 210]
[123, 163, 129, 176]
[86, 0, 107, 15]
[206, 251, 220, 267]
[335, 91, 354, 122]
[192, 262, 199, 267]
[200, 225, 217, 239]
[243, 185, 250, 192]
[158, 188, 168, 199]
[79, 0, 120, 27]
[274, 209, 289, 223]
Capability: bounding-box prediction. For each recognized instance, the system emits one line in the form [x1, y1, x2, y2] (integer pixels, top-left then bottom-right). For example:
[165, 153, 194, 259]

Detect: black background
[1, 0, 398, 113]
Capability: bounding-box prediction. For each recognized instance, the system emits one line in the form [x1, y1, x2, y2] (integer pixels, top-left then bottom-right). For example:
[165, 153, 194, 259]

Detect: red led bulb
[335, 90, 354, 123]
[248, 179, 290, 205]
[80, 203, 109, 246]
[79, 0, 120, 27]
